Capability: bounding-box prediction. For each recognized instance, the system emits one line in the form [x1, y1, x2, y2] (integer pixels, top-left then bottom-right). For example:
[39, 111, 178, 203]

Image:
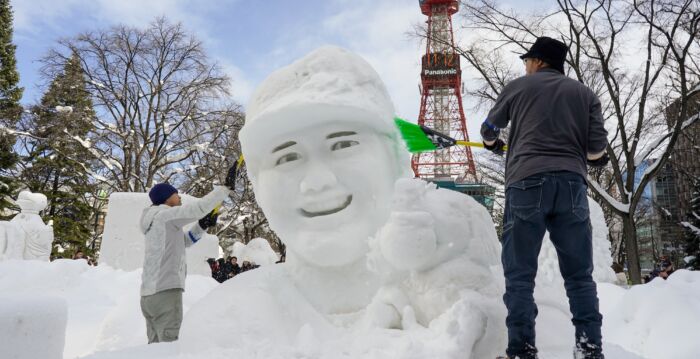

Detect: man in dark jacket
[483, 37, 608, 359]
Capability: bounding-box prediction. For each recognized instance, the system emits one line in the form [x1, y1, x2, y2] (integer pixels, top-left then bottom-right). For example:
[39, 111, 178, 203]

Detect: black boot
[497, 345, 538, 359]
[574, 342, 604, 359]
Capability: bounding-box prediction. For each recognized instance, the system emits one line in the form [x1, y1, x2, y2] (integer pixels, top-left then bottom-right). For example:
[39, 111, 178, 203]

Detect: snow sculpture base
[0, 295, 67, 359]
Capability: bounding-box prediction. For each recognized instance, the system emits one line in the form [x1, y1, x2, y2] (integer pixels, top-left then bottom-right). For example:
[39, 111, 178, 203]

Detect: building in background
[668, 91, 700, 223]
[650, 163, 684, 265]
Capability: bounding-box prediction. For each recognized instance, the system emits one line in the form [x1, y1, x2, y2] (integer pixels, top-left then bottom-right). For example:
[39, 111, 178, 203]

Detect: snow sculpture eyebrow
[272, 141, 297, 153]
[326, 131, 357, 139]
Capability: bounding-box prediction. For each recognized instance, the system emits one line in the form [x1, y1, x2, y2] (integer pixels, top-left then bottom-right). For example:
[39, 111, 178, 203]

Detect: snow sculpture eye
[275, 152, 301, 166]
[331, 140, 359, 151]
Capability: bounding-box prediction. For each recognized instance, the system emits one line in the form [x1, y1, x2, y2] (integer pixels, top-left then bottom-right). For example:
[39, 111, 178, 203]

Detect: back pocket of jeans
[508, 178, 544, 221]
[569, 180, 589, 221]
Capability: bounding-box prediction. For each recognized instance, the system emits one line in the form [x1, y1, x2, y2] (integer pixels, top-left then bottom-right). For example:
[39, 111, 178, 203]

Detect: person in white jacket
[139, 164, 239, 343]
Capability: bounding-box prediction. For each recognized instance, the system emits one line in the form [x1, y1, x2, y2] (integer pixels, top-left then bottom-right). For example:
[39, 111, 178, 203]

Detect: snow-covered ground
[0, 260, 217, 359]
[1, 259, 698, 358]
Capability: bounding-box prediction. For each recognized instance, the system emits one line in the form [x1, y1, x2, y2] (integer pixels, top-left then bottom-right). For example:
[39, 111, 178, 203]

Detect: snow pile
[100, 192, 220, 274]
[230, 237, 278, 265]
[0, 259, 218, 358]
[0, 294, 67, 359]
[600, 270, 700, 358]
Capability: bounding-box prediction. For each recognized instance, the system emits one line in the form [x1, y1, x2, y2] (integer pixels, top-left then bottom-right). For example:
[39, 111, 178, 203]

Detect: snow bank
[0, 294, 67, 359]
[601, 270, 700, 358]
[0, 259, 218, 358]
[100, 192, 220, 274]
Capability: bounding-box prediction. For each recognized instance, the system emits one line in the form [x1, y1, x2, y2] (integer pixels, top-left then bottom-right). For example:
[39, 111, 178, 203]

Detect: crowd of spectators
[206, 256, 259, 283]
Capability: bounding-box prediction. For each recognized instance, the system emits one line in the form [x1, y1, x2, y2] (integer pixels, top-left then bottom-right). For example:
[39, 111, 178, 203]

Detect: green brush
[394, 117, 507, 153]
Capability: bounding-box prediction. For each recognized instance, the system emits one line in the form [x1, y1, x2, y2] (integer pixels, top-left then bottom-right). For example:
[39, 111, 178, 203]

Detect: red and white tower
[412, 0, 476, 182]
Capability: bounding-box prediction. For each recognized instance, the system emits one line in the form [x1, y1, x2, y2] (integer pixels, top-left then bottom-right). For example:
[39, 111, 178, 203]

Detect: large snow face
[240, 46, 409, 267]
[244, 107, 400, 267]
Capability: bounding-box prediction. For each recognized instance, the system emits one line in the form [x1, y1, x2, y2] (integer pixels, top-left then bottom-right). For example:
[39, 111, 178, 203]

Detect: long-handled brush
[394, 117, 507, 153]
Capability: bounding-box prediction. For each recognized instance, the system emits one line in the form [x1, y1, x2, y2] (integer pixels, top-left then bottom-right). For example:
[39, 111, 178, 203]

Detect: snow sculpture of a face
[240, 47, 409, 267]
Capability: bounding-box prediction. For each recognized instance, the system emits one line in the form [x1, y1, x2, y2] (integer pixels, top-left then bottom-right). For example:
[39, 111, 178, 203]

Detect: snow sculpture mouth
[299, 195, 353, 218]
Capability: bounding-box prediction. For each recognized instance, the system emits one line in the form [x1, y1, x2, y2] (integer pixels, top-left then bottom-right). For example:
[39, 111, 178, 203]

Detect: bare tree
[414, 0, 700, 283]
[40, 17, 241, 193]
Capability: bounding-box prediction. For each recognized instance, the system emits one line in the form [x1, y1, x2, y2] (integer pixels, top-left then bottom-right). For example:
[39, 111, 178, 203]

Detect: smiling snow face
[243, 106, 399, 267]
[240, 46, 410, 267]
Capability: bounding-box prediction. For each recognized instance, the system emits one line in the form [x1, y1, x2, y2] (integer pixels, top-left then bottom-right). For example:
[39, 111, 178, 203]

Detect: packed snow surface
[0, 259, 217, 359]
[1, 259, 696, 359]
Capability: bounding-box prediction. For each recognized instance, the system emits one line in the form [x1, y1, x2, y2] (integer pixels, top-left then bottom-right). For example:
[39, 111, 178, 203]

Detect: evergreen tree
[683, 178, 700, 270]
[0, 0, 23, 219]
[22, 54, 96, 258]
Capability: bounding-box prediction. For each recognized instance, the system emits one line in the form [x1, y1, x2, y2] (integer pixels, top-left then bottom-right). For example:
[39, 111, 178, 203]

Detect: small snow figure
[0, 191, 53, 261]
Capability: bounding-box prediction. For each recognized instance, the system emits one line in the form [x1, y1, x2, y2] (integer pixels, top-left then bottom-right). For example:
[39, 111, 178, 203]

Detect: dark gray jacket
[484, 68, 608, 186]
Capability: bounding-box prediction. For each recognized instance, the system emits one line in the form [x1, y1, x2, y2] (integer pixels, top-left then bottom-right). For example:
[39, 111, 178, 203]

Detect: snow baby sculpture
[180, 46, 505, 356]
[0, 191, 53, 261]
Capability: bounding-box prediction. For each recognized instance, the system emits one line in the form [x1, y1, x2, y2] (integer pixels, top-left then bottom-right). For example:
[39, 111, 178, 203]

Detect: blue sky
[12, 0, 532, 137]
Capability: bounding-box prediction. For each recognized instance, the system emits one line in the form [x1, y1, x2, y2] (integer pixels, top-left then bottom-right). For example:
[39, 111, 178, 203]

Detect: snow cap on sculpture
[16, 191, 48, 214]
[240, 46, 408, 178]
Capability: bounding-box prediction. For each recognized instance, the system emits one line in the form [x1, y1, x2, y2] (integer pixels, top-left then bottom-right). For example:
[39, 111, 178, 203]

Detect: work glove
[480, 120, 500, 140]
[587, 153, 609, 168]
[198, 209, 219, 230]
[484, 138, 506, 156]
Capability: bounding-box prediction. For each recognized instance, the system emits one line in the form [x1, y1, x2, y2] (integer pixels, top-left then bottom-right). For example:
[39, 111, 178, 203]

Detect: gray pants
[140, 288, 183, 343]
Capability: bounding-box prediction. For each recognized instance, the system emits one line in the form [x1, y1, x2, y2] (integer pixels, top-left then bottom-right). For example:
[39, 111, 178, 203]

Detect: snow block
[100, 192, 220, 272]
[0, 295, 67, 359]
[100, 193, 151, 271]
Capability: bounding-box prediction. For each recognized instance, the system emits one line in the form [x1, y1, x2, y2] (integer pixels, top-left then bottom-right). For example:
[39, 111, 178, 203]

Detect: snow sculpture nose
[300, 163, 338, 194]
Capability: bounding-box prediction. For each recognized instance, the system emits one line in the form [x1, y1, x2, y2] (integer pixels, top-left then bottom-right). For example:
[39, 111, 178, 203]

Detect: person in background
[139, 163, 239, 343]
[207, 258, 219, 280]
[73, 250, 86, 260]
[226, 256, 240, 279]
[216, 258, 229, 282]
[611, 263, 627, 286]
[657, 258, 675, 280]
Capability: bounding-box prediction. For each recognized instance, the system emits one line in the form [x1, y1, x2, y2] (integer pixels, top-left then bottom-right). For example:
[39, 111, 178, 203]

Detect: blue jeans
[502, 171, 603, 355]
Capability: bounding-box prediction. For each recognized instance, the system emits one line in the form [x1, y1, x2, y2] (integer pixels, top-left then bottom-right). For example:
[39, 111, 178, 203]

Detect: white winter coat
[139, 186, 230, 296]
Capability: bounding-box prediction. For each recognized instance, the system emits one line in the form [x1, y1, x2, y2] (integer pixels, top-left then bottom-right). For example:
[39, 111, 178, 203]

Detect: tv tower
[412, 0, 476, 182]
